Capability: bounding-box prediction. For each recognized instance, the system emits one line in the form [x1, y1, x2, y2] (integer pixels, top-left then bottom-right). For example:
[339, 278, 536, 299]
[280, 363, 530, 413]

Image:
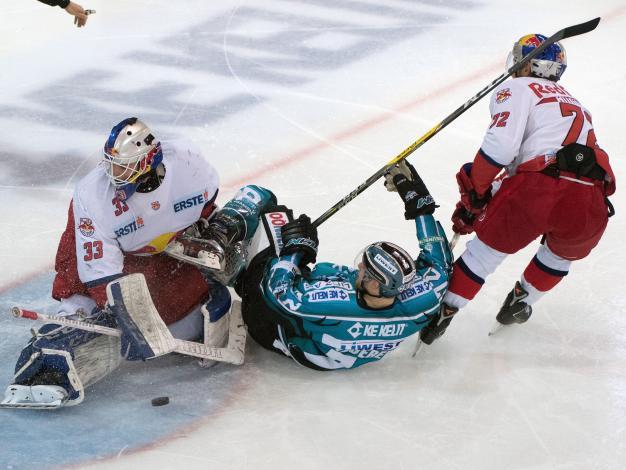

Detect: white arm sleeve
[479, 80, 532, 166]
[73, 191, 124, 286]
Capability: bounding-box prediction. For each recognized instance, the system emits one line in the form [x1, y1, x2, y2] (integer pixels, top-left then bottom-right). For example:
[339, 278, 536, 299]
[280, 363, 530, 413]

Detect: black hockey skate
[495, 281, 533, 326]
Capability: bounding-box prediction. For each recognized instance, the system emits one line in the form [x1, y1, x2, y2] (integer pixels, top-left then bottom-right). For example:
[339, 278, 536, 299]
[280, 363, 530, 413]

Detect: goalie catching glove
[280, 214, 319, 267]
[384, 160, 437, 219]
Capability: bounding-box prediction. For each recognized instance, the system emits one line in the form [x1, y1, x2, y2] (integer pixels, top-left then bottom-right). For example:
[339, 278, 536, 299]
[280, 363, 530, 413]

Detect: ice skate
[489, 282, 532, 336]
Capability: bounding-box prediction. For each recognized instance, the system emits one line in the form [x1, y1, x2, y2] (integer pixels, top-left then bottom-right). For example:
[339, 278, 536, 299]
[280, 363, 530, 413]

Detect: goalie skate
[165, 235, 225, 270]
[0, 384, 68, 409]
[166, 236, 247, 286]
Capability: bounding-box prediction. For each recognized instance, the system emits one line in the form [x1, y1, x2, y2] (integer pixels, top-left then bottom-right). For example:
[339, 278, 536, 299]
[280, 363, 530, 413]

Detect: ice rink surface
[1, 1, 625, 469]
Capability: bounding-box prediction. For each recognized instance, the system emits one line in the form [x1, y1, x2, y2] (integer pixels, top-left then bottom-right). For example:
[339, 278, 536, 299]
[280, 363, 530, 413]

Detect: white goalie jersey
[72, 140, 219, 287]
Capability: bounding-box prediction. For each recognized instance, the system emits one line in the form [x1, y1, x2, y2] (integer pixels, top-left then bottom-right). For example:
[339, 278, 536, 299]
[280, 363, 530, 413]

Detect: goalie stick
[312, 17, 601, 228]
[10, 307, 246, 365]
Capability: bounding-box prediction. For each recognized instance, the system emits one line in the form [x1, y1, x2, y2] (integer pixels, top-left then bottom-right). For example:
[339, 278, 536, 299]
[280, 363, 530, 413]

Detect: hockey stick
[11, 307, 246, 365]
[312, 17, 601, 228]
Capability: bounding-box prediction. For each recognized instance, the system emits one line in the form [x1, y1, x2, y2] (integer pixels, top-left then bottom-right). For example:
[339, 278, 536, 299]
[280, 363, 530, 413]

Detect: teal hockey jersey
[260, 214, 452, 370]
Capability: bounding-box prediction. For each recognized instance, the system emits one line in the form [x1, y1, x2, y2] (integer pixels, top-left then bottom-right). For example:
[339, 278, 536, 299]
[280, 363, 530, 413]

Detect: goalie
[2, 118, 238, 409]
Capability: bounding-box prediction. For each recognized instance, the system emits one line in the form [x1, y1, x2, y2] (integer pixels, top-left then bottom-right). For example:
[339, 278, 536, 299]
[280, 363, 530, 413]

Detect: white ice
[0, 1, 625, 469]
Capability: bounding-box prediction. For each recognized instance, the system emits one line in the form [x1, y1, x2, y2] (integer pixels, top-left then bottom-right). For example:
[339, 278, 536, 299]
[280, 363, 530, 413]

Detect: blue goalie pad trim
[14, 351, 78, 401]
[13, 310, 115, 401]
[204, 281, 232, 322]
[108, 282, 156, 361]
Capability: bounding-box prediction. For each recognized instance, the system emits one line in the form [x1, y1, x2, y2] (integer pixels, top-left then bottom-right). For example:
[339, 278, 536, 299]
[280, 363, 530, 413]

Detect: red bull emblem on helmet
[521, 34, 543, 47]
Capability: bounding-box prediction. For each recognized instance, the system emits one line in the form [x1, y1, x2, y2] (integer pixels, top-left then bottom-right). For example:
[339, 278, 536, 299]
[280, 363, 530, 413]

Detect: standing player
[419, 34, 616, 344]
[2, 118, 232, 408]
[200, 161, 452, 370]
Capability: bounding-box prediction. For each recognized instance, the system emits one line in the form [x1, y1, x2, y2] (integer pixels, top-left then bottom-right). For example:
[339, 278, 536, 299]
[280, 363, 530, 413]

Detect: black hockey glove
[384, 160, 437, 219]
[280, 214, 319, 266]
[419, 303, 458, 345]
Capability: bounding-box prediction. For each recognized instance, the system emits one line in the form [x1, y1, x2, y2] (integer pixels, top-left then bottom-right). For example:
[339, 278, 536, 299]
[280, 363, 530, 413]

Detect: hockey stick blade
[560, 17, 600, 40]
[313, 17, 601, 228]
[505, 17, 600, 78]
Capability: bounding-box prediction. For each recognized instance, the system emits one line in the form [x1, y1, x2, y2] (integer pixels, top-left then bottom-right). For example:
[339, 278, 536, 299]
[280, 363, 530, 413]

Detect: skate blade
[488, 321, 507, 336]
[165, 242, 223, 270]
[411, 338, 424, 357]
[0, 401, 65, 410]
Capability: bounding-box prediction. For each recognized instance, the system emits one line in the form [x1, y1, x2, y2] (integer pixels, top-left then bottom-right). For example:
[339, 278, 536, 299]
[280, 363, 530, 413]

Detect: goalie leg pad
[5, 311, 121, 407]
[199, 282, 232, 368]
[107, 274, 177, 361]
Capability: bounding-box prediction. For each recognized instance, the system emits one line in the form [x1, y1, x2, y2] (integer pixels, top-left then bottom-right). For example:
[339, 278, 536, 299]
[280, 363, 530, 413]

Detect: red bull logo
[115, 189, 129, 201]
[151, 201, 160, 211]
[521, 34, 542, 47]
[78, 218, 95, 237]
[496, 88, 512, 103]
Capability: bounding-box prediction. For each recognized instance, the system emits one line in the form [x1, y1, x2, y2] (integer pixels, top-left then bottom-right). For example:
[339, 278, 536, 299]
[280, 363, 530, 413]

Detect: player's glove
[451, 202, 476, 235]
[456, 162, 491, 214]
[280, 214, 319, 266]
[419, 303, 459, 345]
[384, 160, 437, 219]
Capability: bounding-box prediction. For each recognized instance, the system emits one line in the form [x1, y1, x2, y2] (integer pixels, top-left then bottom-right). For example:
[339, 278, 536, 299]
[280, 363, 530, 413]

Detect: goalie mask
[506, 34, 567, 81]
[360, 241, 416, 298]
[103, 117, 163, 200]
